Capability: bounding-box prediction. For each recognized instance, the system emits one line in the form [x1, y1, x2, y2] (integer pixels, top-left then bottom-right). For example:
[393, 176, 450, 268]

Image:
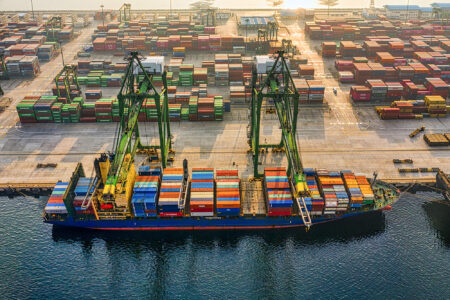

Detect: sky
[0, 0, 442, 11]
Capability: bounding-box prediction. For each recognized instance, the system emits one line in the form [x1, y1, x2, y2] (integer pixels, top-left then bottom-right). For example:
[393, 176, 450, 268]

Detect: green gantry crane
[0, 54, 9, 80]
[54, 65, 80, 102]
[249, 50, 312, 228]
[118, 3, 132, 23]
[256, 29, 269, 54]
[45, 16, 62, 42]
[102, 51, 172, 204]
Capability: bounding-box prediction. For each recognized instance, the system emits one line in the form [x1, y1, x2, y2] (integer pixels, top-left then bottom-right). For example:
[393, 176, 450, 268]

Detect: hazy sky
[0, 0, 441, 10]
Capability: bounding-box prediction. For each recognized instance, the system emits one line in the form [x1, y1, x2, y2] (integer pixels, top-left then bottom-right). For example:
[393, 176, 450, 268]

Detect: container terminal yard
[0, 5, 449, 230]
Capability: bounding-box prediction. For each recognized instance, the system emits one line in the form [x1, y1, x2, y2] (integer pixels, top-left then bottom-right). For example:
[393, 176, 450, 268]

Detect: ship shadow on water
[422, 200, 450, 248]
[51, 210, 387, 251]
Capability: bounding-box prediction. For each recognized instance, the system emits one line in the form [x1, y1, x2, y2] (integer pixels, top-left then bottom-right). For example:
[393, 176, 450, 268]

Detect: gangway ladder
[296, 197, 312, 229]
[80, 175, 101, 219]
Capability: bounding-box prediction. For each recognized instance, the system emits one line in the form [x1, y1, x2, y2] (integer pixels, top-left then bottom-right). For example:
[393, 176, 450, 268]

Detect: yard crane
[45, 16, 62, 42]
[54, 65, 80, 102]
[249, 50, 312, 228]
[118, 3, 132, 23]
[0, 54, 9, 80]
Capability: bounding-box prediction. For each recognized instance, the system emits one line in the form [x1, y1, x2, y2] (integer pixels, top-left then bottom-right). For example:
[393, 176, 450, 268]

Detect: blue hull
[45, 209, 381, 231]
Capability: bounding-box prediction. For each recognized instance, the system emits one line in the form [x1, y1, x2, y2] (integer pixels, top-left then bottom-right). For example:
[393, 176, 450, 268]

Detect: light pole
[101, 5, 105, 29]
[405, 0, 410, 23]
[59, 41, 65, 66]
[30, 0, 35, 21]
[245, 19, 249, 54]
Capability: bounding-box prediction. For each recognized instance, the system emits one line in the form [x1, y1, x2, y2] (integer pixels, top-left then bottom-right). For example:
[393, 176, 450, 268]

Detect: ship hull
[45, 209, 382, 231]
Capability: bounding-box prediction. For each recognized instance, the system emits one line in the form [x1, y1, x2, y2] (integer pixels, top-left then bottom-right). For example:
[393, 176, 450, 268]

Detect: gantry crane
[61, 52, 172, 220]
[99, 52, 171, 218]
[0, 54, 8, 80]
[257, 29, 269, 54]
[54, 65, 80, 102]
[45, 16, 62, 42]
[118, 3, 132, 23]
[249, 50, 312, 227]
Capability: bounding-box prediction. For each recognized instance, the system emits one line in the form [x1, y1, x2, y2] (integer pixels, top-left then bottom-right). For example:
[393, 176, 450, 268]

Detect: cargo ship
[43, 52, 400, 232]
[43, 162, 400, 231]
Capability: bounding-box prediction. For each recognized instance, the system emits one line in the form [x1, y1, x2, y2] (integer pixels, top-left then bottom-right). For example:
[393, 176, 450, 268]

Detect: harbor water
[0, 193, 449, 299]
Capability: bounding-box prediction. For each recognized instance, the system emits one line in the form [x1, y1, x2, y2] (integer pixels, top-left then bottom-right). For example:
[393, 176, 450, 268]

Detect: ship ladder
[81, 174, 98, 209]
[297, 197, 312, 230]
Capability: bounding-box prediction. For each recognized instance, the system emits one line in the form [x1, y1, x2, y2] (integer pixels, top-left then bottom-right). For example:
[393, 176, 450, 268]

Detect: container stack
[73, 177, 96, 216]
[173, 46, 185, 58]
[215, 64, 229, 86]
[19, 56, 40, 77]
[229, 86, 246, 103]
[159, 168, 184, 217]
[228, 63, 243, 84]
[85, 90, 102, 100]
[293, 79, 309, 104]
[34, 96, 56, 123]
[6, 56, 23, 77]
[132, 175, 160, 217]
[307, 80, 325, 103]
[80, 103, 96, 122]
[304, 168, 324, 216]
[215, 169, 240, 217]
[355, 176, 375, 205]
[316, 169, 339, 215]
[44, 182, 69, 215]
[179, 64, 194, 86]
[197, 98, 215, 120]
[193, 68, 207, 85]
[366, 80, 387, 101]
[322, 42, 337, 57]
[214, 96, 223, 120]
[338, 71, 355, 83]
[168, 104, 182, 121]
[37, 44, 55, 61]
[425, 95, 447, 118]
[51, 102, 63, 123]
[299, 65, 315, 79]
[190, 168, 215, 217]
[385, 82, 403, 101]
[424, 78, 449, 99]
[341, 171, 363, 209]
[68, 103, 81, 123]
[330, 171, 349, 212]
[144, 98, 157, 121]
[189, 96, 198, 120]
[17, 97, 38, 123]
[264, 167, 293, 216]
[95, 98, 113, 122]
